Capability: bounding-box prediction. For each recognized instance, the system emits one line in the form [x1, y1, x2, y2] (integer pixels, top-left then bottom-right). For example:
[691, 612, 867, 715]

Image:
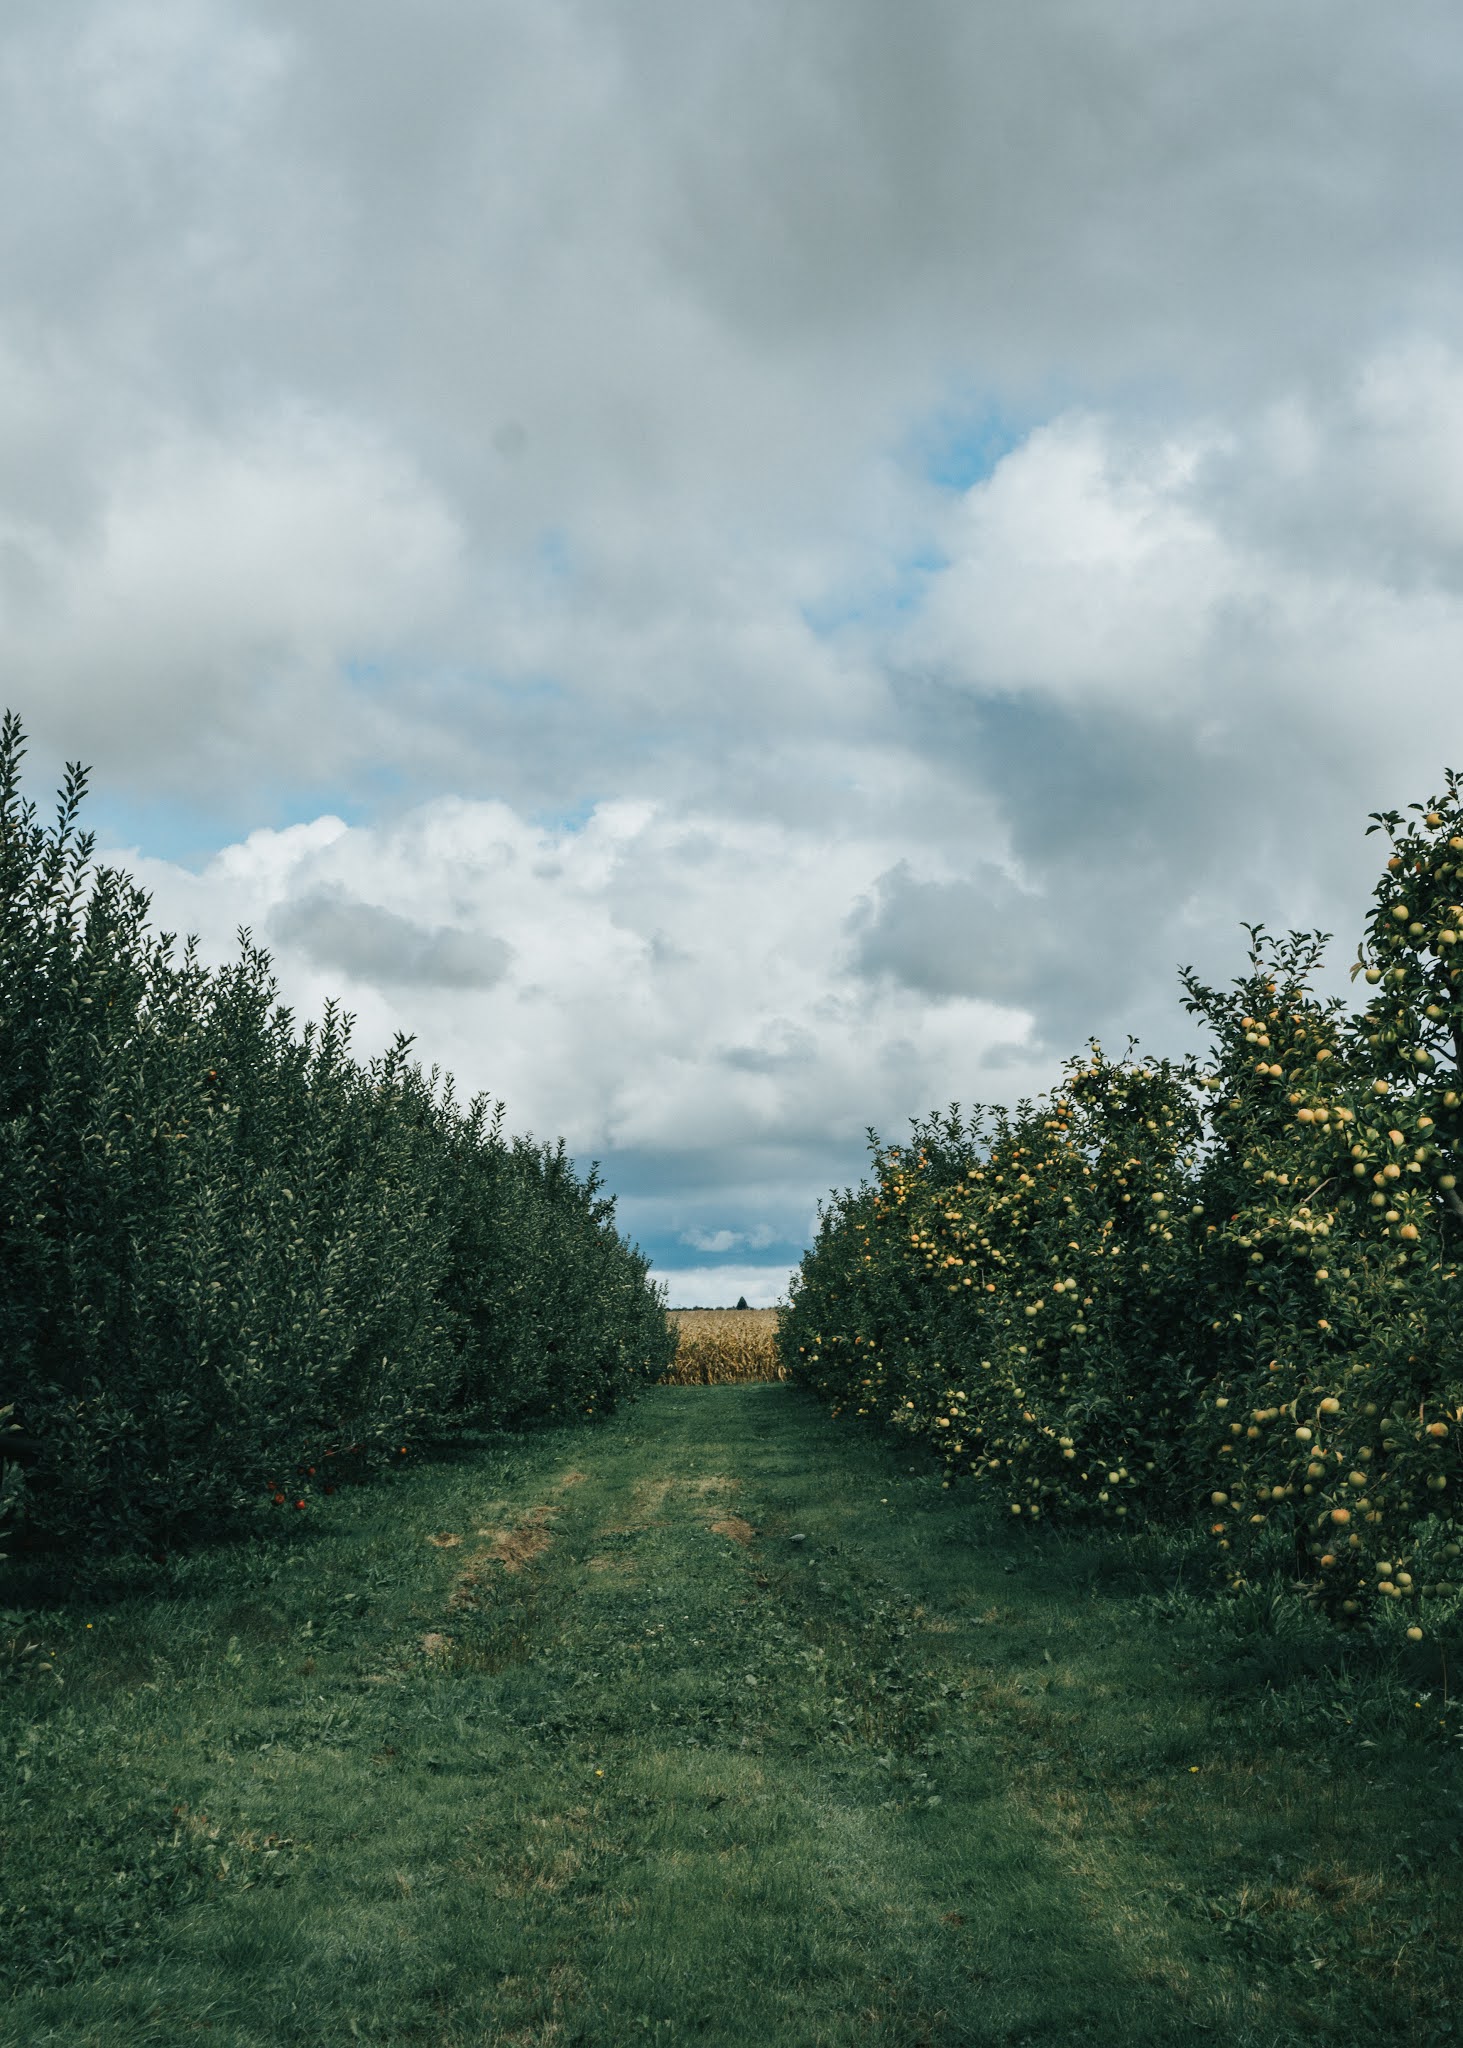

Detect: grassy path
[3, 1384, 1459, 2045]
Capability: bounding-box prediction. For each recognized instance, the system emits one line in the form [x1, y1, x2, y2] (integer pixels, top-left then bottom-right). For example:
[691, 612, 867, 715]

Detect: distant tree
[735, 1294, 750, 1310]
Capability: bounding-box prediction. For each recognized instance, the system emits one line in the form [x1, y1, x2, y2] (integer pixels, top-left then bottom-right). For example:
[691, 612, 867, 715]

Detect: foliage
[0, 711, 675, 1560]
[783, 778, 1463, 1635]
[784, 1048, 1213, 1528]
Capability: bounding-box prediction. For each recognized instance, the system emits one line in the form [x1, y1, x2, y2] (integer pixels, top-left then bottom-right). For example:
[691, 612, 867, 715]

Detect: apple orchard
[783, 776, 1463, 1637]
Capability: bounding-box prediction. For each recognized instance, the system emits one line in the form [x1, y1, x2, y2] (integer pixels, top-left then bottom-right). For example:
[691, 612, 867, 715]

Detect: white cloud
[113, 791, 1043, 1170]
[4, 409, 463, 793]
[656, 1266, 796, 1311]
[889, 363, 1463, 782]
[10, 0, 1463, 811]
[902, 415, 1239, 708]
[681, 1230, 742, 1255]
[680, 1224, 779, 1254]
[10, 4, 1463, 1282]
[80, 338, 1463, 1277]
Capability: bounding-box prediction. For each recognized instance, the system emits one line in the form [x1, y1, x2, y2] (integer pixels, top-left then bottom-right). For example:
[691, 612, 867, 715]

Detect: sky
[6, 1, 1463, 1306]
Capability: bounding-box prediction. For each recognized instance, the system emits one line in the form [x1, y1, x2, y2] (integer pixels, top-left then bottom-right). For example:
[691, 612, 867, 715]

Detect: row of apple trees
[0, 712, 676, 1561]
[781, 778, 1463, 1631]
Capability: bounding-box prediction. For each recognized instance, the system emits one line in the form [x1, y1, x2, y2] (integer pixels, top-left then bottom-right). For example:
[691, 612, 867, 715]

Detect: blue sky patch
[908, 394, 1030, 494]
[801, 544, 948, 638]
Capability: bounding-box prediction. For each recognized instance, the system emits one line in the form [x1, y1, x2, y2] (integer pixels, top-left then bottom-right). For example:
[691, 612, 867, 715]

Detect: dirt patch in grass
[599, 1473, 745, 1545]
[486, 1522, 556, 1574]
[597, 1472, 755, 1547]
[450, 1506, 559, 1602]
[603, 1477, 674, 1532]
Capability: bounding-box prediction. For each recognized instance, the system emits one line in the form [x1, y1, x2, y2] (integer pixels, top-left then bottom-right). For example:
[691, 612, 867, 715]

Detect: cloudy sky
[6, 2, 1463, 1304]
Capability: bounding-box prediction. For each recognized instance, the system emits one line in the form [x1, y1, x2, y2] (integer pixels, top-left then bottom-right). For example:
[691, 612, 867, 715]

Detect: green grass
[2, 1383, 1461, 2046]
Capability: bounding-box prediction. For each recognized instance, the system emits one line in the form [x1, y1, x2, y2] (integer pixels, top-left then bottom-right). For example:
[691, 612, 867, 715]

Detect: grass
[2, 1382, 1461, 2046]
[662, 1308, 788, 1384]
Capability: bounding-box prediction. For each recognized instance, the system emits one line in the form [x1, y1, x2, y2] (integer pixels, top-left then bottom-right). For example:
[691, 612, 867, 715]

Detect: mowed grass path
[3, 1384, 1459, 2046]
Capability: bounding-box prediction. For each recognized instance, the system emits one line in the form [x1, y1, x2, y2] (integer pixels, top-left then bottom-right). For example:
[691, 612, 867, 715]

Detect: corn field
[662, 1309, 788, 1384]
